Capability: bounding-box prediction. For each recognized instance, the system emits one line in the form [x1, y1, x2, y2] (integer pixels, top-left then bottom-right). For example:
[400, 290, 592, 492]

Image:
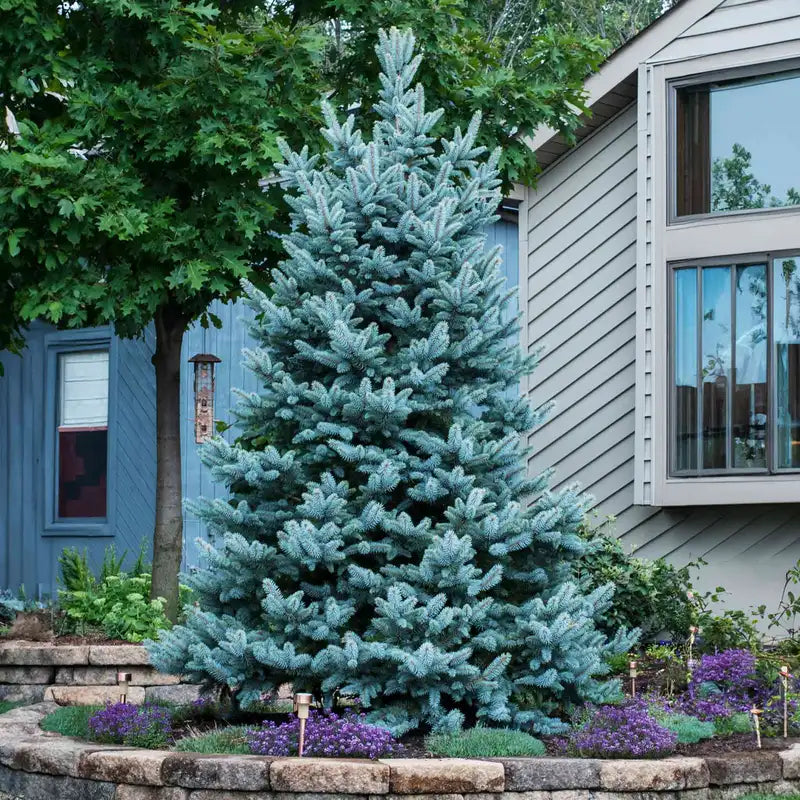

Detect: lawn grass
[425, 727, 545, 757]
[0, 701, 23, 715]
[172, 725, 251, 754]
[740, 795, 800, 800]
[40, 705, 102, 738]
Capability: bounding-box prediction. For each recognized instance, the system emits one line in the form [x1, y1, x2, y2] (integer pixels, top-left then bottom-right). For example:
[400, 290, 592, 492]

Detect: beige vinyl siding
[653, 0, 800, 62]
[524, 101, 800, 611]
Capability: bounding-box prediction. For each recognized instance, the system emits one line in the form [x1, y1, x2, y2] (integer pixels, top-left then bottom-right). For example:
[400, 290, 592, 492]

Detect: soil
[0, 632, 131, 646]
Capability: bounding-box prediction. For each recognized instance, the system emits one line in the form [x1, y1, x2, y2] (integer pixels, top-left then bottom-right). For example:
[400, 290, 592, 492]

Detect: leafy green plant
[172, 725, 251, 754]
[645, 644, 686, 695]
[713, 711, 753, 736]
[40, 706, 102, 738]
[425, 728, 545, 757]
[58, 544, 177, 642]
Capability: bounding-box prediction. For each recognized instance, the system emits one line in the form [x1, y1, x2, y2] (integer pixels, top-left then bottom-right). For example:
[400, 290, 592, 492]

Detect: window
[675, 71, 800, 218]
[671, 254, 800, 475]
[57, 351, 109, 518]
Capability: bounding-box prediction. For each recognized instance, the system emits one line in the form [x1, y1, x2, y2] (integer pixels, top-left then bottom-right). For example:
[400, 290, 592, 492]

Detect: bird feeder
[293, 693, 313, 757]
[117, 671, 132, 704]
[188, 354, 221, 443]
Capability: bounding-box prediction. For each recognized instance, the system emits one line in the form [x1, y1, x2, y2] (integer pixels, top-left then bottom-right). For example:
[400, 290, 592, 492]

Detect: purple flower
[246, 709, 399, 758]
[568, 703, 677, 759]
[88, 702, 173, 748]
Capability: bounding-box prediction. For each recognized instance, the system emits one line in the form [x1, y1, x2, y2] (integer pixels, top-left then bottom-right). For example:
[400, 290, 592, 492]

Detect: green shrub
[425, 728, 545, 757]
[40, 706, 102, 738]
[659, 713, 715, 744]
[714, 712, 753, 736]
[575, 517, 694, 640]
[0, 701, 23, 715]
[172, 725, 251, 754]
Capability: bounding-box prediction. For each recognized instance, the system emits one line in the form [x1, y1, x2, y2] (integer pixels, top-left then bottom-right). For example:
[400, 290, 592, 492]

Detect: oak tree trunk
[151, 304, 188, 622]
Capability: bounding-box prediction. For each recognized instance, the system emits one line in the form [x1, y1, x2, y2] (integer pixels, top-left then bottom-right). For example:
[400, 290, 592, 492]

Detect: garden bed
[1, 703, 800, 800]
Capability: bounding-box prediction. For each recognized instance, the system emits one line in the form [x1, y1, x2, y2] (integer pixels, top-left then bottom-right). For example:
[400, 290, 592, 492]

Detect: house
[0, 221, 520, 597]
[521, 0, 800, 611]
[3, 0, 799, 612]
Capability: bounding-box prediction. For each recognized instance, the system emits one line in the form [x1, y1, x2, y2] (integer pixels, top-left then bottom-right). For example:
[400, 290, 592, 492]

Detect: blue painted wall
[0, 219, 518, 594]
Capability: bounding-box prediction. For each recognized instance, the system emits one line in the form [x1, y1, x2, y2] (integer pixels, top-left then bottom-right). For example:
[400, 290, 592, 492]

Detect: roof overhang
[528, 0, 724, 170]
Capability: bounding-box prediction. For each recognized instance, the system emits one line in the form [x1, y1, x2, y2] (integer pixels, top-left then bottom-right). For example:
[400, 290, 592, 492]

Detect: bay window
[671, 254, 800, 476]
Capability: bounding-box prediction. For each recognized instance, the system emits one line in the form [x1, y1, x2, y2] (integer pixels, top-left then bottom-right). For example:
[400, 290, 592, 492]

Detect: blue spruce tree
[149, 28, 636, 735]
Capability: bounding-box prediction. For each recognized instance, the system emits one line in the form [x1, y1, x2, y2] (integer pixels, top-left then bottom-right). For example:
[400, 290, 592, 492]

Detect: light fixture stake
[294, 693, 313, 757]
[781, 666, 791, 738]
[751, 707, 763, 749]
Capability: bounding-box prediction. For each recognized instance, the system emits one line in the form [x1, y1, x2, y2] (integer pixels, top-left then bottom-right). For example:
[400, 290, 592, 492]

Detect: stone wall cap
[380, 758, 504, 794]
[0, 644, 90, 666]
[271, 757, 390, 794]
[79, 747, 170, 785]
[162, 751, 273, 791]
[88, 645, 152, 666]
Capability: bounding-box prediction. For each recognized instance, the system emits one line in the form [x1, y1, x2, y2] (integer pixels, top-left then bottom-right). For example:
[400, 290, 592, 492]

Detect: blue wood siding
[0, 220, 518, 593]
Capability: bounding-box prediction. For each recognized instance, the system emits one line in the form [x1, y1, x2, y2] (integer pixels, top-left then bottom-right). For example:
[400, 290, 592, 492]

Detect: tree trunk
[151, 304, 188, 622]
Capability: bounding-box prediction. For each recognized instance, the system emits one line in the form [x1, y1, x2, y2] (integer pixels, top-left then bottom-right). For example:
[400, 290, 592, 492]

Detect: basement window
[674, 71, 800, 218]
[57, 350, 109, 519]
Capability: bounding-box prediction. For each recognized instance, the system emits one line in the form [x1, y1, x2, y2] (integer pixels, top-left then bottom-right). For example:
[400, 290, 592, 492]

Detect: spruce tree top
[149, 28, 634, 735]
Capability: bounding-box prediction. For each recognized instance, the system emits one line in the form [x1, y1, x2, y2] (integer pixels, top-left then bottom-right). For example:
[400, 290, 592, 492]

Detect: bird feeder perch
[188, 354, 221, 443]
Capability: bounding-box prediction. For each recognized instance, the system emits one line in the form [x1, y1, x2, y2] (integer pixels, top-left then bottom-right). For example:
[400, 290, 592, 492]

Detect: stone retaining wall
[1, 703, 800, 800]
[0, 642, 199, 706]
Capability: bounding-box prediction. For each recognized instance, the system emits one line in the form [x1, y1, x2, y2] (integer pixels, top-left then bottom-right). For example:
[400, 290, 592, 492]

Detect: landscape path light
[751, 707, 763, 749]
[781, 665, 791, 738]
[294, 693, 313, 757]
[117, 671, 132, 704]
[629, 660, 638, 698]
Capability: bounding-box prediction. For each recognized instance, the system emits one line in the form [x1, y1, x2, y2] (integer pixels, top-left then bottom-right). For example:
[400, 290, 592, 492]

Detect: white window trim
[637, 44, 800, 507]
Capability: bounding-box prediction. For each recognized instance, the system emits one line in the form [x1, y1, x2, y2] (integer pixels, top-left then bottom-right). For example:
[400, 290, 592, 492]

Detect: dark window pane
[702, 266, 731, 469]
[676, 87, 710, 216]
[58, 429, 108, 518]
[673, 268, 698, 471]
[733, 264, 768, 468]
[774, 257, 800, 468]
[676, 72, 800, 217]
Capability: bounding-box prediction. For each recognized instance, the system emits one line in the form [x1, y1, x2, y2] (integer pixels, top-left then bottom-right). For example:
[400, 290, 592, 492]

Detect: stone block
[145, 685, 201, 705]
[187, 792, 272, 800]
[600, 758, 705, 792]
[780, 747, 800, 779]
[381, 759, 504, 795]
[79, 749, 169, 786]
[0, 667, 55, 684]
[44, 685, 146, 705]
[496, 758, 600, 791]
[89, 646, 152, 666]
[162, 753, 271, 791]
[271, 758, 390, 794]
[116, 786, 189, 800]
[9, 737, 104, 777]
[375, 794, 465, 800]
[0, 763, 116, 800]
[772, 780, 800, 795]
[53, 666, 179, 686]
[0, 705, 51, 729]
[0, 684, 47, 704]
[705, 754, 782, 786]
[0, 645, 89, 666]
[549, 792, 589, 800]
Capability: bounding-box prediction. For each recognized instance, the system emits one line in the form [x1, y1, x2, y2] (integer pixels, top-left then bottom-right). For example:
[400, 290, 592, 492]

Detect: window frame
[667, 250, 800, 478]
[667, 60, 800, 226]
[42, 328, 117, 537]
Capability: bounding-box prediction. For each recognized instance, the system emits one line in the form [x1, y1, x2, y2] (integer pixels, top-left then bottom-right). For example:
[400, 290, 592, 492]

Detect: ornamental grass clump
[568, 704, 677, 759]
[246, 710, 399, 758]
[88, 702, 173, 749]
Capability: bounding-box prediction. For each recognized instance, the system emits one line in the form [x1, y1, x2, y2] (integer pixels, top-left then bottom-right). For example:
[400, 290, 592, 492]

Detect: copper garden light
[293, 693, 313, 757]
[188, 353, 222, 443]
